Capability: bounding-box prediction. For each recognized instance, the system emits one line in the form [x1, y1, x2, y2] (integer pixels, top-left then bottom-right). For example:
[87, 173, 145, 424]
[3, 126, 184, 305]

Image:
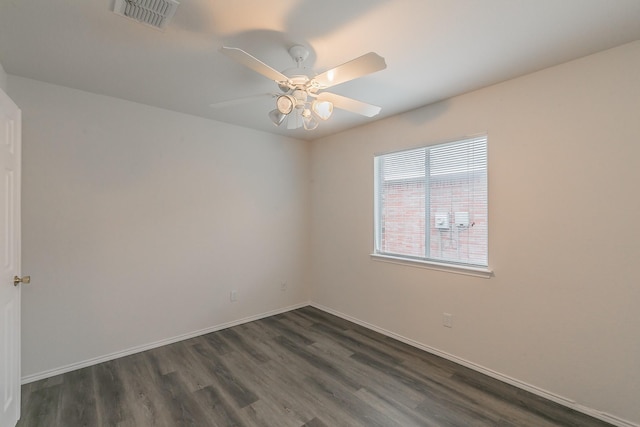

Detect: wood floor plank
[236, 318, 282, 343]
[191, 384, 245, 427]
[156, 341, 213, 393]
[247, 344, 364, 427]
[216, 327, 271, 364]
[93, 361, 127, 426]
[238, 397, 306, 427]
[302, 375, 400, 427]
[355, 387, 440, 427]
[17, 306, 616, 427]
[340, 327, 458, 380]
[307, 335, 432, 411]
[57, 367, 98, 426]
[219, 350, 316, 424]
[17, 384, 61, 427]
[115, 352, 172, 427]
[252, 337, 387, 427]
[310, 322, 404, 367]
[273, 334, 362, 391]
[301, 417, 330, 427]
[261, 316, 316, 346]
[155, 371, 210, 426]
[294, 306, 354, 331]
[188, 341, 259, 409]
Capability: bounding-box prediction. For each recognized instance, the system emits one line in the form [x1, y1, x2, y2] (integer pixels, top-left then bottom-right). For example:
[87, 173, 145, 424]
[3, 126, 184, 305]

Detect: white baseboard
[310, 302, 639, 427]
[21, 301, 309, 385]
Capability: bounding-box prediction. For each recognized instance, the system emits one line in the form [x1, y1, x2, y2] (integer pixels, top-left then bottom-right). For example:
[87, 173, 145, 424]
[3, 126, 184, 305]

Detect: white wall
[8, 76, 311, 378]
[310, 41, 640, 425]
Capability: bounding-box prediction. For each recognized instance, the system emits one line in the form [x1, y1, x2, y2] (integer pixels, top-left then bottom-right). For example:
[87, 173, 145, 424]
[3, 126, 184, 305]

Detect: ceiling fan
[214, 45, 387, 130]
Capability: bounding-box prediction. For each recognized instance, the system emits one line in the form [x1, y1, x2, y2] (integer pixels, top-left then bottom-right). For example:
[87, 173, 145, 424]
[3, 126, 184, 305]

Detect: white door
[0, 88, 22, 427]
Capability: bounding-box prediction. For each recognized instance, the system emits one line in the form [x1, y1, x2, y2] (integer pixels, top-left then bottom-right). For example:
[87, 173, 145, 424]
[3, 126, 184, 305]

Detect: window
[374, 136, 488, 270]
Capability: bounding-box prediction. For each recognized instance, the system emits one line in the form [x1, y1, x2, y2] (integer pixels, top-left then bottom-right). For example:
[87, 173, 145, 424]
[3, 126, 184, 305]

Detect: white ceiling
[1, 0, 639, 141]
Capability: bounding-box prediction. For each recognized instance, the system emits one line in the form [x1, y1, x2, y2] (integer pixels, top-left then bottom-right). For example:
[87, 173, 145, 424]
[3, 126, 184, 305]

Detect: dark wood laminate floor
[18, 306, 613, 427]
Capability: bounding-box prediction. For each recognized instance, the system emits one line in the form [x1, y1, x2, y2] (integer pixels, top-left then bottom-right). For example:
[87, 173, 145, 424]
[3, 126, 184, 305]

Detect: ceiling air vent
[113, 0, 180, 30]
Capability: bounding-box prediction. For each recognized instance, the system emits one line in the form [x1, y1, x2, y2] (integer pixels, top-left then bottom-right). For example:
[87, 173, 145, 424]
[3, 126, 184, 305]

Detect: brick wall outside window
[380, 170, 487, 265]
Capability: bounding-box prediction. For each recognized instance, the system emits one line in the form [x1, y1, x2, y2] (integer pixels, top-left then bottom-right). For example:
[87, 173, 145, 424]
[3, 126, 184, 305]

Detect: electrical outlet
[443, 313, 453, 328]
[230, 290, 238, 302]
[280, 282, 288, 292]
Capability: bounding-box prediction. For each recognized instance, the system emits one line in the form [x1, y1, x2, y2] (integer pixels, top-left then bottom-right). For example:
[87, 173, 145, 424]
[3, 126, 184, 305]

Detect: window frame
[371, 135, 492, 278]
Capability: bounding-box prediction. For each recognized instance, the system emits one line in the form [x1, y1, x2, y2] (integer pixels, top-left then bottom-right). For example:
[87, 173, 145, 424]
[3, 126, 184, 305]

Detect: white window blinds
[374, 136, 488, 267]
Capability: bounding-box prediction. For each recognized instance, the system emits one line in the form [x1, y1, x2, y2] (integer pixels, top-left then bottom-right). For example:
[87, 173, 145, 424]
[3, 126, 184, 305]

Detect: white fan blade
[220, 47, 289, 83]
[313, 52, 386, 89]
[210, 93, 276, 109]
[317, 92, 382, 117]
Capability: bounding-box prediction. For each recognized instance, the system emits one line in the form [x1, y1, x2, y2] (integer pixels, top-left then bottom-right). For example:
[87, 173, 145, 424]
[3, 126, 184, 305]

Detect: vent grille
[113, 0, 180, 30]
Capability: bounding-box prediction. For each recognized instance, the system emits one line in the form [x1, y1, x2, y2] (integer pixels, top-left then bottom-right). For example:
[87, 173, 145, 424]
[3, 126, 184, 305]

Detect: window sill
[370, 254, 493, 279]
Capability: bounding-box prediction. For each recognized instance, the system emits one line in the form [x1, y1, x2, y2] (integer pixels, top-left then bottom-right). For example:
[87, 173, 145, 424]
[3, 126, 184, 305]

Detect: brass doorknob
[13, 275, 30, 286]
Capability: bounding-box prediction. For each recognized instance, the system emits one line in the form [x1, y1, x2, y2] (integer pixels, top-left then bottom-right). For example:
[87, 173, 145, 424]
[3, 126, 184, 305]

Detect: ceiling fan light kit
[219, 44, 386, 131]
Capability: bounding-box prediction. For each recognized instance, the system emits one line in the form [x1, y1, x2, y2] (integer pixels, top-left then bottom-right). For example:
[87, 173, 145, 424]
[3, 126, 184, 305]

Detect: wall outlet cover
[443, 313, 453, 328]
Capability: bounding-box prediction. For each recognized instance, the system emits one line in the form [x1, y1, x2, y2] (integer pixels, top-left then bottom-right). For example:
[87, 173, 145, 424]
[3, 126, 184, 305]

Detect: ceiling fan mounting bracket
[288, 45, 309, 64]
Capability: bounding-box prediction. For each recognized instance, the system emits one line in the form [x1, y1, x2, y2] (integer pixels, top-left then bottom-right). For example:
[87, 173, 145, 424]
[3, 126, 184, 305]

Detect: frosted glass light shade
[303, 113, 319, 130]
[312, 100, 333, 120]
[268, 109, 286, 126]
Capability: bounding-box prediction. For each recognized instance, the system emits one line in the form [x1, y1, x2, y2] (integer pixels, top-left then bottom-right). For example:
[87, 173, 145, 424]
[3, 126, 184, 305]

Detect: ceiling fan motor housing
[279, 45, 318, 93]
[292, 89, 308, 108]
